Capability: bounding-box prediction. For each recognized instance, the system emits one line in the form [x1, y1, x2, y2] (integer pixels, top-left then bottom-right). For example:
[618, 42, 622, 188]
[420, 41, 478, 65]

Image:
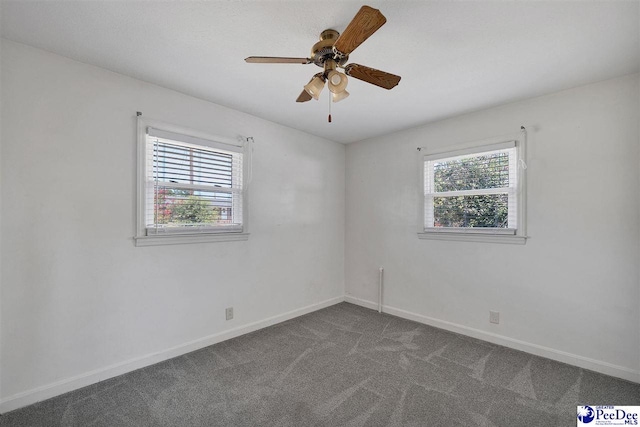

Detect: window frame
[135, 117, 250, 247]
[417, 131, 527, 244]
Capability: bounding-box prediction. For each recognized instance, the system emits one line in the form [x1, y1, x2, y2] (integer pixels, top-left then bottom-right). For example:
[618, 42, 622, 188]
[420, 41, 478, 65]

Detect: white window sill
[135, 232, 249, 247]
[417, 232, 527, 245]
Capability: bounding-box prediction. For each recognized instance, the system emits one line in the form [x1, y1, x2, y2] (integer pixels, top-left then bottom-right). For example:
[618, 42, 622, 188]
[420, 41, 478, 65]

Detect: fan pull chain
[328, 91, 332, 123]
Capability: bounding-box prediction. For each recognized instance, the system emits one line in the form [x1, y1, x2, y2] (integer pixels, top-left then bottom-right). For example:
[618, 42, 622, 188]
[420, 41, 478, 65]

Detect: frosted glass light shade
[332, 90, 350, 103]
[327, 70, 348, 94]
[304, 76, 325, 100]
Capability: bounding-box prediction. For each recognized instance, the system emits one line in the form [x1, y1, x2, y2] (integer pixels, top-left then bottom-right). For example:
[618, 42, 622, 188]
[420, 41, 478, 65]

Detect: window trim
[417, 131, 527, 244]
[135, 117, 250, 246]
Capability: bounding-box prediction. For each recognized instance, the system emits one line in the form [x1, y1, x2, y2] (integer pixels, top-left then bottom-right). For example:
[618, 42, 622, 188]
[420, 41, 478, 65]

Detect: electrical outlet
[225, 307, 234, 321]
[489, 310, 500, 324]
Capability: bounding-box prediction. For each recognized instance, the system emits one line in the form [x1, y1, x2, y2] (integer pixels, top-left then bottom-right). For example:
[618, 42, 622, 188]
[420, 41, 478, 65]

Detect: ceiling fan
[245, 5, 401, 108]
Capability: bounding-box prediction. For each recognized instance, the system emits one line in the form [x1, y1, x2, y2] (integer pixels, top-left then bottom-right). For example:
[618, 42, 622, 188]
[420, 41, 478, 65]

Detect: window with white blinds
[420, 135, 526, 242]
[136, 119, 248, 246]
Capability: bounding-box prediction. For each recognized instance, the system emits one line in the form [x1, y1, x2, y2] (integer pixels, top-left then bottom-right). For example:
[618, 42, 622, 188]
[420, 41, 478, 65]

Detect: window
[418, 133, 526, 244]
[136, 118, 249, 246]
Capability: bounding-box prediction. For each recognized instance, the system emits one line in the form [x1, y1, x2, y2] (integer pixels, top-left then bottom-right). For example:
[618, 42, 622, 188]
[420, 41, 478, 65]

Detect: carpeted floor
[1, 302, 638, 426]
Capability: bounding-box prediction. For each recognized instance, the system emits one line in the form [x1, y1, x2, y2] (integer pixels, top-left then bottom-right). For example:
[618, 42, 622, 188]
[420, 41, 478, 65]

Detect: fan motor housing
[311, 29, 348, 68]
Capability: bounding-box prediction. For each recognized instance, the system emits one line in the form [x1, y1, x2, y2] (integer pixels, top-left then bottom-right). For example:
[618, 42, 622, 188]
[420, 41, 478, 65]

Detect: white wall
[0, 40, 345, 410]
[345, 74, 640, 382]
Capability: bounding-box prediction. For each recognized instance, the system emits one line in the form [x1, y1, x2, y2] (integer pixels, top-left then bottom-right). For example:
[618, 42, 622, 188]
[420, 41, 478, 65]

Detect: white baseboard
[344, 295, 640, 384]
[0, 296, 344, 414]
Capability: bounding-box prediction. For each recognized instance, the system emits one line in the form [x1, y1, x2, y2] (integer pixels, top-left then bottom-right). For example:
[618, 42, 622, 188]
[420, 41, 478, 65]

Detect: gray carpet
[1, 302, 638, 426]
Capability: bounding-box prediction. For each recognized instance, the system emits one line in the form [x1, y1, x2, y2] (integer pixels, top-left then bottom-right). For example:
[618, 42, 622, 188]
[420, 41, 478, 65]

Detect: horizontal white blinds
[147, 127, 243, 153]
[424, 140, 515, 162]
[150, 140, 242, 190]
[145, 131, 244, 234]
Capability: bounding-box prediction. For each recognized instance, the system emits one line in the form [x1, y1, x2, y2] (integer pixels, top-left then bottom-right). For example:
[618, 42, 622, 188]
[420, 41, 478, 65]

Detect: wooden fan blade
[344, 63, 401, 90]
[333, 6, 386, 56]
[245, 56, 311, 64]
[296, 90, 312, 103]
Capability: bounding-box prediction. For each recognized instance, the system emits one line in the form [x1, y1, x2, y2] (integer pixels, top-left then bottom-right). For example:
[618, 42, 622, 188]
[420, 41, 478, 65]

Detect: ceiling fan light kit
[245, 5, 401, 120]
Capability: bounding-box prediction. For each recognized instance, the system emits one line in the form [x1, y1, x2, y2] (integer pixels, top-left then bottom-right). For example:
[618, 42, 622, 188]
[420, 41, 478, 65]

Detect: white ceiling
[1, 1, 639, 144]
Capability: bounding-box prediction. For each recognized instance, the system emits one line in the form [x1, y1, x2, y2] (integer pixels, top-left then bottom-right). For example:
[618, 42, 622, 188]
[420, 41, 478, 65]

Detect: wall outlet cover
[490, 310, 500, 324]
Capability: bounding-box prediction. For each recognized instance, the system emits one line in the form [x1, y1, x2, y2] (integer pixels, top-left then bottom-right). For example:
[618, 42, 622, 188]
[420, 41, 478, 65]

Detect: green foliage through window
[433, 153, 509, 192]
[433, 195, 508, 228]
[425, 146, 517, 230]
[154, 188, 225, 226]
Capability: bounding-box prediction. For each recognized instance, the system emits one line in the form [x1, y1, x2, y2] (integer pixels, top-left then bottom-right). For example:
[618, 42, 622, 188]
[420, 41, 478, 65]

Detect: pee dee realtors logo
[578, 406, 640, 426]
